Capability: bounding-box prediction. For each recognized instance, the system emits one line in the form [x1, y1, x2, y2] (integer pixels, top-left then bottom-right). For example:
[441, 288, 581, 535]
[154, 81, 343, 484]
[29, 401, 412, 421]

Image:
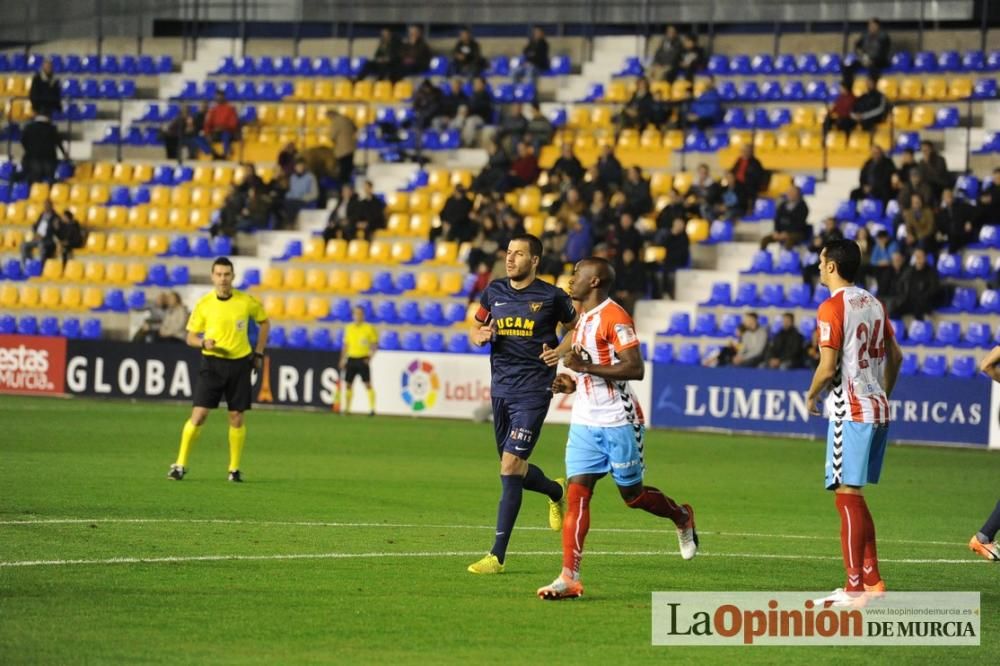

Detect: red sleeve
[603, 307, 640, 353]
[816, 297, 844, 350]
[880, 302, 895, 340]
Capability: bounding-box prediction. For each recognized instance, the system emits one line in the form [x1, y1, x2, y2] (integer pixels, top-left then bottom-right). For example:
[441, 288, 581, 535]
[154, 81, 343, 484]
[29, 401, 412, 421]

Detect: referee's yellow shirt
[187, 289, 268, 359]
[343, 322, 378, 359]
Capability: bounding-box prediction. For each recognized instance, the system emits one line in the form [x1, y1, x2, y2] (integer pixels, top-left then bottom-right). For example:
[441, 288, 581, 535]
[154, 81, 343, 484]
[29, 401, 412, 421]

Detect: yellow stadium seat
[0, 284, 18, 307]
[325, 239, 347, 261]
[670, 79, 692, 101]
[261, 267, 284, 290]
[390, 241, 412, 263]
[847, 131, 870, 152]
[2, 228, 24, 249]
[285, 295, 307, 319]
[284, 268, 306, 290]
[84, 232, 106, 254]
[408, 190, 431, 214]
[433, 241, 459, 265]
[427, 170, 450, 191]
[299, 237, 325, 261]
[111, 163, 133, 184]
[214, 167, 234, 187]
[909, 105, 934, 129]
[19, 285, 40, 308]
[408, 214, 431, 237]
[126, 263, 147, 284]
[147, 208, 169, 228]
[307, 297, 329, 319]
[644, 246, 667, 263]
[568, 106, 590, 129]
[604, 81, 629, 103]
[256, 104, 276, 125]
[126, 235, 148, 255]
[328, 269, 350, 292]
[590, 106, 612, 128]
[68, 184, 89, 205]
[899, 78, 922, 101]
[305, 268, 328, 291]
[89, 185, 109, 205]
[5, 201, 26, 225]
[523, 215, 544, 237]
[127, 207, 149, 228]
[186, 187, 210, 209]
[393, 80, 413, 101]
[650, 172, 673, 197]
[640, 128, 662, 149]
[210, 188, 228, 208]
[263, 295, 285, 319]
[86, 206, 108, 228]
[192, 166, 213, 186]
[385, 192, 409, 214]
[891, 106, 911, 130]
[105, 233, 126, 254]
[555, 274, 572, 294]
[383, 213, 408, 237]
[825, 131, 847, 151]
[672, 171, 693, 195]
[875, 77, 898, 100]
[686, 218, 709, 243]
[372, 81, 393, 103]
[105, 262, 127, 284]
[948, 77, 973, 100]
[923, 78, 947, 101]
[439, 272, 464, 296]
[187, 209, 210, 229]
[348, 270, 371, 292]
[753, 131, 776, 151]
[25, 203, 42, 223]
[347, 239, 370, 262]
[352, 80, 373, 101]
[82, 287, 103, 309]
[791, 106, 816, 128]
[314, 80, 335, 101]
[29, 182, 50, 203]
[333, 79, 353, 100]
[90, 162, 114, 182]
[132, 164, 153, 184]
[148, 235, 168, 256]
[40, 286, 61, 308]
[148, 186, 170, 208]
[83, 261, 105, 283]
[776, 131, 799, 151]
[517, 187, 541, 214]
[61, 286, 82, 310]
[42, 258, 62, 281]
[293, 79, 313, 100]
[662, 130, 684, 150]
[414, 272, 439, 295]
[170, 187, 191, 208]
[369, 240, 392, 263]
[767, 172, 794, 197]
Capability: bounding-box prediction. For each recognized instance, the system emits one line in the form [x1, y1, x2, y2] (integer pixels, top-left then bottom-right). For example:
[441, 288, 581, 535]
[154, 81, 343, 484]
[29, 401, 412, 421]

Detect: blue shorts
[492, 395, 551, 460]
[566, 423, 646, 487]
[825, 420, 889, 490]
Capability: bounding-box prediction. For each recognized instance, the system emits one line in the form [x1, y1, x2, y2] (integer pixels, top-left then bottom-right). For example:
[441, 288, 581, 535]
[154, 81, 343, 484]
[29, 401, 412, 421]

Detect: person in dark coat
[20, 115, 67, 184]
[676, 33, 705, 81]
[55, 209, 84, 265]
[889, 248, 943, 320]
[435, 185, 475, 242]
[400, 25, 432, 77]
[597, 144, 624, 191]
[851, 77, 889, 131]
[766, 313, 806, 369]
[614, 248, 647, 315]
[357, 28, 402, 82]
[29, 57, 61, 117]
[451, 27, 485, 77]
[760, 185, 810, 250]
[20, 199, 61, 265]
[918, 140, 950, 202]
[936, 187, 978, 252]
[512, 25, 550, 85]
[550, 144, 584, 185]
[618, 77, 656, 132]
[324, 183, 364, 241]
[847, 17, 891, 83]
[650, 25, 682, 82]
[730, 144, 766, 214]
[851, 144, 896, 204]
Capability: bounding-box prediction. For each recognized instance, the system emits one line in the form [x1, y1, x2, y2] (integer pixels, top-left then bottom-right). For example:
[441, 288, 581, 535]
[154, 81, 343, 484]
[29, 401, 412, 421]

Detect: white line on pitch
[0, 550, 984, 569]
[0, 517, 965, 548]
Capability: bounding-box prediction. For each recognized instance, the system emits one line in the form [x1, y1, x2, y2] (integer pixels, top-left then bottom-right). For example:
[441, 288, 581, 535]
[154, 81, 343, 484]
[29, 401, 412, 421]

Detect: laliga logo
[401, 359, 439, 412]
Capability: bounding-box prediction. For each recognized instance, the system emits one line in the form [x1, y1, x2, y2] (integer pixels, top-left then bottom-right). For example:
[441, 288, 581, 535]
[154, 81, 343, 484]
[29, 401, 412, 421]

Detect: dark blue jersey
[477, 278, 577, 400]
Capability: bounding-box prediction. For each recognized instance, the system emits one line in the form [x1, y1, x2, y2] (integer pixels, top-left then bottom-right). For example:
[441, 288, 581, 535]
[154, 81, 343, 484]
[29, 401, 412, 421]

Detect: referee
[338, 305, 378, 415]
[168, 257, 269, 482]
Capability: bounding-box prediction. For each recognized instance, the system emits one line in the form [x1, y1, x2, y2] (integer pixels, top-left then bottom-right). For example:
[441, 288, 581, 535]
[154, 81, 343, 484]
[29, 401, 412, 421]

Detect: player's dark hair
[823, 239, 861, 282]
[212, 256, 234, 271]
[510, 234, 543, 258]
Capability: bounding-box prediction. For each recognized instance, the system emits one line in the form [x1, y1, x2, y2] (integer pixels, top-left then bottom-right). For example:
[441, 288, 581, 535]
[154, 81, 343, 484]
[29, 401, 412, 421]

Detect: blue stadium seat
[894, 131, 921, 154]
[166, 236, 191, 258]
[211, 236, 232, 255]
[889, 51, 913, 73]
[676, 343, 701, 365]
[81, 318, 102, 339]
[950, 355, 977, 378]
[191, 237, 212, 258]
[0, 315, 14, 335]
[310, 328, 334, 351]
[774, 53, 797, 74]
[734, 283, 759, 307]
[775, 250, 801, 274]
[956, 174, 980, 200]
[17, 316, 38, 335]
[707, 220, 734, 243]
[24, 259, 43, 278]
[899, 353, 918, 376]
[979, 289, 1000, 313]
[169, 265, 190, 286]
[379, 330, 400, 351]
[665, 312, 691, 335]
[103, 289, 128, 313]
[920, 354, 947, 377]
[717, 81, 738, 100]
[398, 301, 422, 325]
[238, 268, 261, 290]
[447, 333, 470, 354]
[127, 290, 146, 310]
[705, 54, 728, 75]
[746, 198, 776, 222]
[936, 252, 961, 277]
[834, 200, 857, 222]
[692, 313, 718, 336]
[913, 51, 938, 73]
[964, 322, 992, 348]
[962, 50, 986, 71]
[906, 320, 933, 346]
[38, 316, 59, 337]
[421, 302, 448, 327]
[737, 81, 760, 101]
[972, 78, 997, 100]
[798, 317, 817, 340]
[941, 287, 978, 313]
[785, 283, 811, 307]
[652, 343, 674, 364]
[423, 332, 445, 352]
[744, 251, 773, 274]
[797, 53, 820, 73]
[268, 326, 287, 348]
[759, 284, 785, 307]
[858, 198, 884, 222]
[401, 331, 423, 352]
[287, 327, 309, 349]
[978, 225, 1000, 248]
[751, 53, 774, 74]
[60, 317, 80, 338]
[889, 319, 905, 343]
[804, 80, 830, 101]
[933, 321, 961, 347]
[374, 301, 398, 324]
[444, 302, 467, 325]
[701, 282, 732, 306]
[928, 107, 960, 129]
[141, 265, 170, 287]
[714, 313, 739, 337]
[963, 254, 991, 279]
[760, 80, 783, 100]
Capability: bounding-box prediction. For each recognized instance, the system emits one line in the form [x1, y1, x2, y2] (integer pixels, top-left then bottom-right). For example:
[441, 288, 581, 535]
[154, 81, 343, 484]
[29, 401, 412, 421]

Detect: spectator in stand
[451, 27, 485, 77]
[900, 193, 936, 252]
[538, 217, 569, 276]
[277, 141, 299, 177]
[688, 163, 721, 219]
[357, 28, 402, 82]
[525, 102, 554, 151]
[851, 76, 889, 132]
[765, 313, 805, 370]
[55, 209, 84, 265]
[612, 211, 644, 257]
[597, 144, 624, 191]
[471, 141, 511, 194]
[889, 247, 942, 320]
[235, 187, 271, 232]
[435, 79, 469, 130]
[354, 180, 386, 240]
[848, 17, 892, 84]
[156, 292, 189, 344]
[549, 186, 585, 222]
[195, 91, 239, 159]
[979, 167, 1000, 225]
[588, 189, 615, 243]
[918, 140, 950, 202]
[493, 102, 527, 157]
[162, 107, 198, 160]
[20, 199, 61, 266]
[760, 185, 810, 250]
[715, 170, 743, 220]
[468, 261, 494, 301]
[324, 182, 363, 241]
[896, 148, 917, 184]
[193, 101, 208, 133]
[823, 82, 856, 135]
[685, 76, 723, 130]
[656, 189, 687, 237]
[649, 25, 682, 83]
[550, 143, 584, 184]
[937, 187, 978, 251]
[898, 169, 934, 211]
[400, 25, 433, 78]
[512, 25, 550, 85]
[237, 162, 266, 196]
[710, 312, 768, 367]
[283, 158, 318, 228]
[20, 115, 67, 184]
[412, 79, 444, 130]
[614, 247, 647, 315]
[880, 250, 908, 313]
[676, 33, 705, 82]
[621, 166, 653, 218]
[855, 226, 873, 276]
[563, 214, 593, 264]
[505, 141, 540, 191]
[579, 164, 606, 204]
[661, 216, 690, 298]
[464, 76, 493, 146]
[436, 185, 475, 243]
[29, 57, 61, 117]
[802, 217, 843, 285]
[618, 77, 656, 133]
[730, 144, 765, 215]
[851, 144, 896, 204]
[869, 229, 900, 294]
[328, 109, 357, 185]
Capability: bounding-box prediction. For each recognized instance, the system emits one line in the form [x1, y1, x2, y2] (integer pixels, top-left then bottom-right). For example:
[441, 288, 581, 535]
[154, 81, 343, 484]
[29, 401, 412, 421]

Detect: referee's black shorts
[344, 357, 371, 384]
[193, 354, 254, 412]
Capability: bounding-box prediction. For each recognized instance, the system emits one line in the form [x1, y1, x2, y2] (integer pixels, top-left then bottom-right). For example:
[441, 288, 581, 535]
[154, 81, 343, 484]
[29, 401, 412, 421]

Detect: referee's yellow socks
[228, 424, 246, 472]
[367, 388, 376, 412]
[345, 389, 353, 413]
[176, 419, 202, 467]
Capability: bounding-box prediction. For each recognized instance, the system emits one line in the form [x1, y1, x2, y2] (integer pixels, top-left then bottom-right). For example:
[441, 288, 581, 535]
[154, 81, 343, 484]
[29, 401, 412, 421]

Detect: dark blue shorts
[492, 395, 551, 460]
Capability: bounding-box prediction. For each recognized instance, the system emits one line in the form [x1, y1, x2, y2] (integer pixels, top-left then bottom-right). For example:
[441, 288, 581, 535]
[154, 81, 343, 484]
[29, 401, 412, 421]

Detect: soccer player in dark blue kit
[467, 234, 579, 574]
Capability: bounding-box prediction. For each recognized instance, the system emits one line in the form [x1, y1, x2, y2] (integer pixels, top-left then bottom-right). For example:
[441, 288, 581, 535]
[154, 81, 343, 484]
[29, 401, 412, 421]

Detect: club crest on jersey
[819, 321, 831, 343]
[614, 323, 637, 345]
[529, 302, 543, 313]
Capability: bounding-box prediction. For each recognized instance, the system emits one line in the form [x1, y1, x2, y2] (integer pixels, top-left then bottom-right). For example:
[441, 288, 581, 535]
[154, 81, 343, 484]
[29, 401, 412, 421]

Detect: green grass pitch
[1, 394, 997, 664]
